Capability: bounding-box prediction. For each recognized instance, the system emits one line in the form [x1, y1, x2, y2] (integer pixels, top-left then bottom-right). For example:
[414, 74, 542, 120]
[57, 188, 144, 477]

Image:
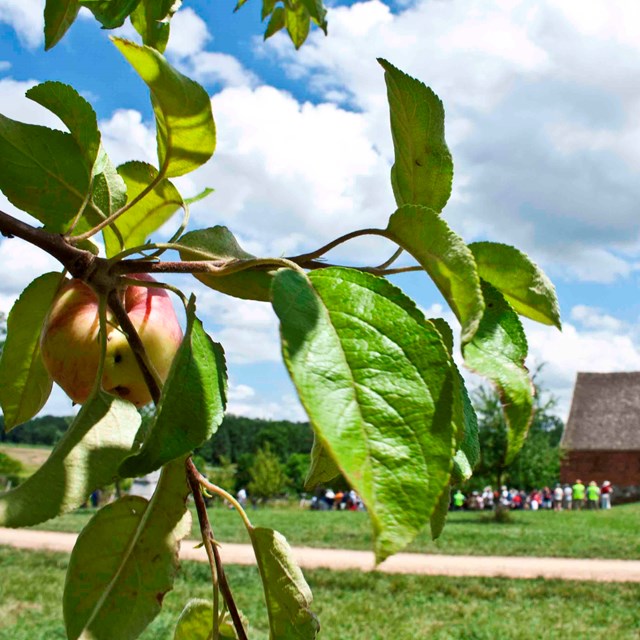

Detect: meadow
[29, 501, 640, 559]
[1, 547, 639, 640]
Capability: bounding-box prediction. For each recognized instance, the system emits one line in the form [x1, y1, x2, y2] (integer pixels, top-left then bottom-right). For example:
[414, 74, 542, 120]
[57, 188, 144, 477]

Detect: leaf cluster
[0, 3, 562, 639]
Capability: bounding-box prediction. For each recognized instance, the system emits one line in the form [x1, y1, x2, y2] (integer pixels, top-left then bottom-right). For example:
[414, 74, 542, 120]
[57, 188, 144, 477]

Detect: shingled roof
[562, 372, 640, 451]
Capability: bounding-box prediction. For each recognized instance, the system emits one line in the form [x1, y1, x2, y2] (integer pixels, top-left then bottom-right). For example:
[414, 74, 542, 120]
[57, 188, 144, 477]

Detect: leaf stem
[290, 227, 387, 263]
[196, 473, 254, 534]
[71, 170, 165, 243]
[186, 459, 248, 640]
[374, 246, 404, 270]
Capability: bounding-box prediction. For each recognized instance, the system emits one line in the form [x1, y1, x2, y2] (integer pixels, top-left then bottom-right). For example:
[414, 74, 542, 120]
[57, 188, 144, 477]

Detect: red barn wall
[561, 450, 640, 497]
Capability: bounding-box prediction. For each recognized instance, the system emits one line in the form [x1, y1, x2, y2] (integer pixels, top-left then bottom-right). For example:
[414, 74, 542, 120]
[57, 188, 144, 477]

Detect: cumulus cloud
[264, 0, 640, 283]
[164, 7, 257, 89]
[525, 314, 640, 419]
[0, 0, 44, 49]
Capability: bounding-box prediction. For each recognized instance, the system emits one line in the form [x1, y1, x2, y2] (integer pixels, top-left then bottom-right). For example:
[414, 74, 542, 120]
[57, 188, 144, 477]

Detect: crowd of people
[309, 488, 366, 511]
[452, 479, 614, 511]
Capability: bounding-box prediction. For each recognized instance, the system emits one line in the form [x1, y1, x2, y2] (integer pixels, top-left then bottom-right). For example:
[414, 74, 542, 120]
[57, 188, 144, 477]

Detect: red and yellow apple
[40, 274, 183, 407]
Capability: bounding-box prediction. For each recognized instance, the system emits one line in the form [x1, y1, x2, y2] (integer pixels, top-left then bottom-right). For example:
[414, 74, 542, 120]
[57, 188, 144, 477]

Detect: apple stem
[106, 290, 163, 405]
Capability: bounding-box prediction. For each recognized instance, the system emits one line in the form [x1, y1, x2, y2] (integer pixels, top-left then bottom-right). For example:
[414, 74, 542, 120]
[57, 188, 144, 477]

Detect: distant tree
[0, 414, 70, 445]
[285, 453, 311, 494]
[0, 451, 23, 476]
[468, 371, 564, 491]
[206, 455, 237, 496]
[0, 451, 24, 489]
[247, 444, 289, 502]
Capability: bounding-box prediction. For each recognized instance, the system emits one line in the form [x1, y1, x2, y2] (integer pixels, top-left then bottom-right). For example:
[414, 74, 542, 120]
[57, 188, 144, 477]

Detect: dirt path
[2, 527, 640, 583]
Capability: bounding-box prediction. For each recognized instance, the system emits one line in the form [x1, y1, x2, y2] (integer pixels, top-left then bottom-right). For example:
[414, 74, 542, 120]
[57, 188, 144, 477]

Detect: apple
[40, 274, 183, 407]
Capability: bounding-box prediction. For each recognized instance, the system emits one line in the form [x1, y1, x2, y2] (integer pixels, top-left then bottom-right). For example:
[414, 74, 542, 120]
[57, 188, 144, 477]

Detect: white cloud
[227, 389, 307, 422]
[164, 7, 257, 89]
[99, 109, 157, 166]
[525, 317, 640, 419]
[570, 305, 624, 332]
[178, 52, 258, 88]
[165, 8, 211, 59]
[0, 0, 44, 49]
[0, 237, 60, 314]
[193, 286, 281, 364]
[262, 0, 640, 283]
[0, 77, 59, 128]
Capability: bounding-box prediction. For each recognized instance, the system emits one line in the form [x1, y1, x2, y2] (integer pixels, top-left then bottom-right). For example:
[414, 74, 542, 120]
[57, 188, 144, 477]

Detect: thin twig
[196, 474, 254, 534]
[374, 246, 404, 270]
[71, 170, 165, 243]
[186, 459, 248, 640]
[289, 227, 386, 263]
[302, 259, 424, 276]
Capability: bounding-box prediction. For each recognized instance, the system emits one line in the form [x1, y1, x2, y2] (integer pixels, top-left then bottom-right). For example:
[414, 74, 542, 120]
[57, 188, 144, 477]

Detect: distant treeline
[0, 412, 314, 463]
[0, 414, 71, 446]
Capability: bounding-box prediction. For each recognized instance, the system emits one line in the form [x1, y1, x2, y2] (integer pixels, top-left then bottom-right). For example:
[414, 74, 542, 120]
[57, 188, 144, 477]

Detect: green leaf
[450, 374, 479, 482]
[174, 600, 213, 640]
[80, 0, 141, 29]
[261, 0, 277, 21]
[90, 150, 128, 221]
[0, 114, 90, 232]
[112, 38, 216, 178]
[64, 457, 191, 640]
[131, 0, 181, 53]
[462, 281, 533, 464]
[23, 81, 126, 233]
[26, 82, 101, 170]
[184, 187, 214, 206]
[178, 226, 274, 302]
[429, 487, 450, 540]
[300, 0, 327, 31]
[44, 0, 81, 50]
[119, 299, 227, 478]
[264, 7, 285, 40]
[469, 241, 562, 330]
[174, 600, 243, 640]
[250, 527, 320, 639]
[0, 391, 140, 527]
[285, 3, 311, 49]
[385, 204, 484, 345]
[378, 59, 453, 212]
[304, 436, 340, 490]
[272, 268, 455, 561]
[430, 317, 479, 483]
[103, 161, 184, 258]
[0, 272, 62, 430]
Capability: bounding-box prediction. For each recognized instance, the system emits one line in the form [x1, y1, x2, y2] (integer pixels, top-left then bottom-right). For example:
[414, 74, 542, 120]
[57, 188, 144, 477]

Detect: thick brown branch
[186, 459, 248, 640]
[0, 209, 95, 278]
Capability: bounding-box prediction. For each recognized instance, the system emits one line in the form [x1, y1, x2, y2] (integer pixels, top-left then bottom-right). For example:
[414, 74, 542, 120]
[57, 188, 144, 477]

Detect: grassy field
[1, 547, 639, 640]
[0, 444, 51, 476]
[32, 502, 640, 559]
[0, 547, 640, 640]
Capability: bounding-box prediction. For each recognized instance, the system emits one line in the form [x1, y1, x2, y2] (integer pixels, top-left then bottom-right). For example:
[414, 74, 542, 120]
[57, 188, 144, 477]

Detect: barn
[561, 372, 640, 502]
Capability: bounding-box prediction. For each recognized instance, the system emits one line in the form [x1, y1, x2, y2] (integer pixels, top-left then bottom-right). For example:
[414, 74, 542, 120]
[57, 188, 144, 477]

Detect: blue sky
[2, 0, 640, 421]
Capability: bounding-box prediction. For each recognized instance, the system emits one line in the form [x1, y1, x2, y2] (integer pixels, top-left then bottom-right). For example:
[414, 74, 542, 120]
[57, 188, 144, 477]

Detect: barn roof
[562, 372, 640, 451]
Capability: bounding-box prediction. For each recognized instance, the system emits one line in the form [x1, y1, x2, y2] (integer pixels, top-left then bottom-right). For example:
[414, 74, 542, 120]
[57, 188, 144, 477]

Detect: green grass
[33, 502, 640, 559]
[0, 547, 638, 639]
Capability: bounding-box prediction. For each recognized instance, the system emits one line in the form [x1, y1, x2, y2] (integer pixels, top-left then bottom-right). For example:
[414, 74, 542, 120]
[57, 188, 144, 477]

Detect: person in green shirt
[572, 479, 586, 510]
[453, 489, 466, 510]
[586, 481, 600, 509]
